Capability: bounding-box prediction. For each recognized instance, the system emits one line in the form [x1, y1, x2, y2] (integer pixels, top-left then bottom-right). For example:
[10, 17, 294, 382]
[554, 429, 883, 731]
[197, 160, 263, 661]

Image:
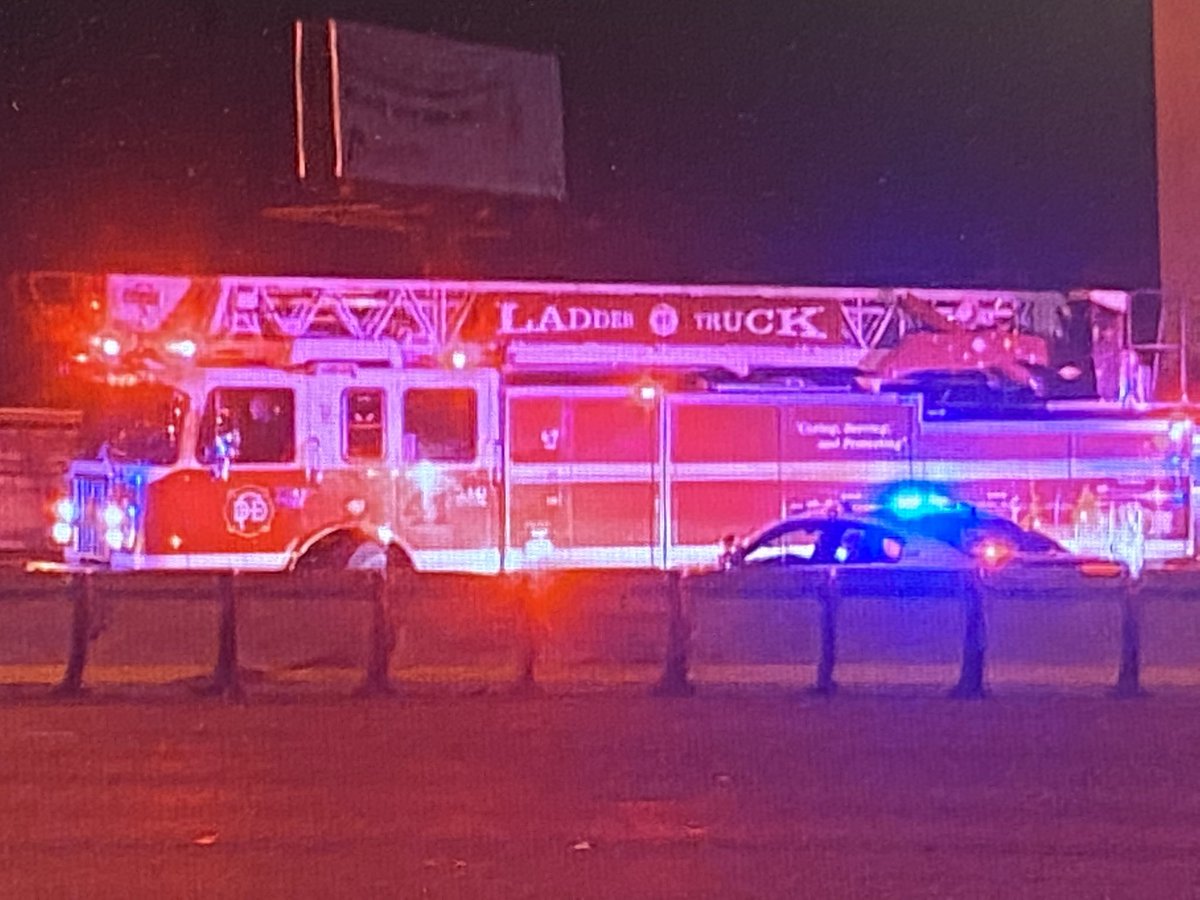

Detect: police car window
[743, 522, 903, 565]
[834, 525, 904, 564]
[344, 388, 385, 460]
[403, 388, 477, 462]
[743, 525, 821, 565]
[197, 389, 295, 465]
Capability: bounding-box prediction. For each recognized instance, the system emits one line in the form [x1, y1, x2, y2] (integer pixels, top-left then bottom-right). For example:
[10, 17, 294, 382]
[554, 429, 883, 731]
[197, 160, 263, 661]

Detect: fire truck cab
[63, 358, 503, 573]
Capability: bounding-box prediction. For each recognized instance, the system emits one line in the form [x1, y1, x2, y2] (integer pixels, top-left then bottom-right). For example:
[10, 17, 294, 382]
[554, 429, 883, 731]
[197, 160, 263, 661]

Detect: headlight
[102, 503, 126, 529]
[54, 498, 76, 523]
[104, 527, 125, 551]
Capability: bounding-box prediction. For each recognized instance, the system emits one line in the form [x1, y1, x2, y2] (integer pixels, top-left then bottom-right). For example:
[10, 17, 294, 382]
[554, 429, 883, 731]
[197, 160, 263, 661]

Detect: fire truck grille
[72, 474, 109, 559]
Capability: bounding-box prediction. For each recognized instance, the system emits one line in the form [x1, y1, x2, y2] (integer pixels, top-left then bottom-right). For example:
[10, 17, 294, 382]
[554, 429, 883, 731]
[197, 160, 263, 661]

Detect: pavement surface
[2, 689, 1200, 899]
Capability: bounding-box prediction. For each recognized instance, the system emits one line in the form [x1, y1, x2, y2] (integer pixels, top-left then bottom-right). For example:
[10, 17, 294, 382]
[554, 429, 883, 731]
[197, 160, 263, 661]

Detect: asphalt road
[2, 690, 1200, 899]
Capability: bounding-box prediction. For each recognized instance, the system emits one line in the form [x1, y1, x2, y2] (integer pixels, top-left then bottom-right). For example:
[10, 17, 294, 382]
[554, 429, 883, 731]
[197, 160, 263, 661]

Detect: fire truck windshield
[82, 384, 189, 465]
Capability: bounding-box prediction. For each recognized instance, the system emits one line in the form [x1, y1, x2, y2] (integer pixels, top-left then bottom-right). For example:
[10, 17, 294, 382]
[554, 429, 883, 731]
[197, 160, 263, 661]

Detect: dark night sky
[0, 3, 1159, 320]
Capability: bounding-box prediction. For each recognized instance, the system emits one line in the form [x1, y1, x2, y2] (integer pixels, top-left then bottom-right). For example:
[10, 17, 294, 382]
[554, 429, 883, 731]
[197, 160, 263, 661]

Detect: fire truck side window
[403, 388, 477, 462]
[344, 388, 385, 460]
[197, 388, 295, 465]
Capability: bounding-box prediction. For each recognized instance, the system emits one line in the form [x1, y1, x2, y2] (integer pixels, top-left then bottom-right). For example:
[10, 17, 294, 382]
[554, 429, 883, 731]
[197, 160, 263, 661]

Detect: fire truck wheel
[297, 531, 413, 574]
[347, 541, 389, 572]
[346, 540, 415, 575]
[295, 531, 362, 572]
[386, 544, 413, 572]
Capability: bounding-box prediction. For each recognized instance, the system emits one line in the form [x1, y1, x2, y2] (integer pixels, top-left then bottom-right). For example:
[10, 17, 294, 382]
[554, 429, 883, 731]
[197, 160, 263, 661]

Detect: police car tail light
[1080, 560, 1124, 578]
[975, 538, 1014, 569]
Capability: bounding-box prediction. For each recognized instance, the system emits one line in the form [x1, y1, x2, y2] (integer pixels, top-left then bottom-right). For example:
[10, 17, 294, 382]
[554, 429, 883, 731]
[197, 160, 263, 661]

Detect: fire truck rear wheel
[297, 531, 413, 574]
[386, 544, 413, 572]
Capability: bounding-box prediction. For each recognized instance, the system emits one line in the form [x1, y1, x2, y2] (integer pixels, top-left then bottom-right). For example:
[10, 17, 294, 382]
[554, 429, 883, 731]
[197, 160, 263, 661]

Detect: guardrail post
[653, 569, 694, 697]
[357, 570, 398, 697]
[207, 572, 244, 701]
[53, 571, 93, 696]
[512, 574, 541, 694]
[951, 572, 987, 699]
[1113, 576, 1146, 698]
[813, 568, 839, 696]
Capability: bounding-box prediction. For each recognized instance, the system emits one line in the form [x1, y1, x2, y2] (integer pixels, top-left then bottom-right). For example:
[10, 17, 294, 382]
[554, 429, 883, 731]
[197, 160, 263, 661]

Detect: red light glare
[975, 538, 1013, 569]
[1080, 561, 1124, 578]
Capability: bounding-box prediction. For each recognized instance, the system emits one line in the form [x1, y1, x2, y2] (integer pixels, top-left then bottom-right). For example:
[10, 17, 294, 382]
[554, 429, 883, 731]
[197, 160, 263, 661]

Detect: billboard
[300, 21, 565, 201]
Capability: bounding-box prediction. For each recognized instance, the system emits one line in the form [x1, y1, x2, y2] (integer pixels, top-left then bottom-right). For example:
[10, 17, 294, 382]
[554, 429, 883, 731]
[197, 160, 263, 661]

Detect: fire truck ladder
[66, 274, 477, 366]
[22, 273, 1139, 375]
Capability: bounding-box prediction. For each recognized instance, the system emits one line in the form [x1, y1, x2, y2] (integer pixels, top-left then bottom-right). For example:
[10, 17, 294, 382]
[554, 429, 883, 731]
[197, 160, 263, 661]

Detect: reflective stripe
[1061, 538, 1187, 558]
[671, 461, 913, 480]
[917, 460, 1070, 480]
[112, 551, 293, 572]
[95, 537, 1197, 573]
[509, 463, 655, 483]
[1069, 460, 1187, 479]
[669, 544, 725, 567]
[504, 545, 654, 571]
[410, 548, 501, 574]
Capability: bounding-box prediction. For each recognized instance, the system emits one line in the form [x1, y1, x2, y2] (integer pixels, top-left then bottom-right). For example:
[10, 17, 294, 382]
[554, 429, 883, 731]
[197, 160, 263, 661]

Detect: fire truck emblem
[648, 302, 679, 338]
[224, 486, 275, 537]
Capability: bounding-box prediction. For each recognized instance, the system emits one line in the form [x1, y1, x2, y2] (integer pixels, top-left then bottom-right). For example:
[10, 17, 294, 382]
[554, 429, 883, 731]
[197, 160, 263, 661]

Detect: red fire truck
[34, 273, 1190, 573]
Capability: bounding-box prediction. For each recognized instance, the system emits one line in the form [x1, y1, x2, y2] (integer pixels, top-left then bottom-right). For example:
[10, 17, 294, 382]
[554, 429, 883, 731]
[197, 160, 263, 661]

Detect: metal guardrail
[0, 564, 1173, 701]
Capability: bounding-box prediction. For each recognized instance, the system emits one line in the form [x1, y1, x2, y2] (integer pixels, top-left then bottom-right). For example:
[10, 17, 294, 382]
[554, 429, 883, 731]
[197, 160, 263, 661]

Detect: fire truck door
[167, 384, 312, 568]
[395, 374, 501, 574]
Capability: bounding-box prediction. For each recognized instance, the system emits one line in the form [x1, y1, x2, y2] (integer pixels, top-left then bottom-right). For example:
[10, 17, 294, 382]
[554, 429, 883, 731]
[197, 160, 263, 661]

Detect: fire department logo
[224, 486, 274, 538]
[648, 302, 680, 338]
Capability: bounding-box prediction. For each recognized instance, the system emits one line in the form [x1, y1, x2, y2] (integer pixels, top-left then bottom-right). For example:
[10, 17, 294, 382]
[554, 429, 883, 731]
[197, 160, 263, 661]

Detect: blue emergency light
[878, 482, 963, 519]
